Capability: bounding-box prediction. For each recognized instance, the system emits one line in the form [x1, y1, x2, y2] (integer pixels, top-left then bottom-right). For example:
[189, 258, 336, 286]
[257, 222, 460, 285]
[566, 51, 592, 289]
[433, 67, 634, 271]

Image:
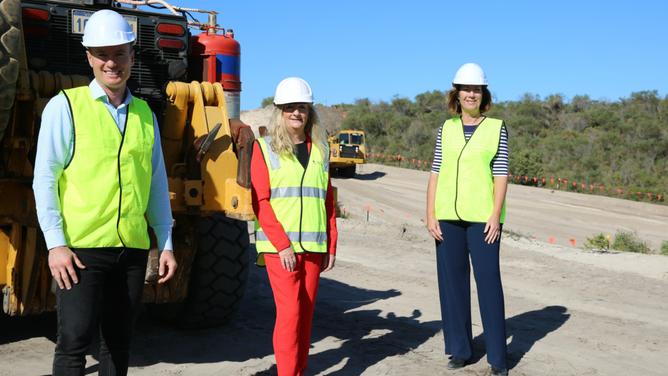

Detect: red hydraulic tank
[192, 29, 241, 118]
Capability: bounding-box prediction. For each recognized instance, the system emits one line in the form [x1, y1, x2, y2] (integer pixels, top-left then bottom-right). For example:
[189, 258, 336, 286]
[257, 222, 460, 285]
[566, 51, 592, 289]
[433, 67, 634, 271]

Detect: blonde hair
[268, 104, 328, 157]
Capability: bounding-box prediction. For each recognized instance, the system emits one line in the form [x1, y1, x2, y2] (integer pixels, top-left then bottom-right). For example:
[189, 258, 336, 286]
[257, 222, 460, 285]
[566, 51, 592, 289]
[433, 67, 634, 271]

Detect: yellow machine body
[0, 70, 254, 315]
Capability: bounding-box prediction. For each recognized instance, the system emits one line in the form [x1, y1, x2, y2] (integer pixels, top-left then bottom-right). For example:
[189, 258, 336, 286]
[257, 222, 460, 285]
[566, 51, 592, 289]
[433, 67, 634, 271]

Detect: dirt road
[2, 164, 668, 375]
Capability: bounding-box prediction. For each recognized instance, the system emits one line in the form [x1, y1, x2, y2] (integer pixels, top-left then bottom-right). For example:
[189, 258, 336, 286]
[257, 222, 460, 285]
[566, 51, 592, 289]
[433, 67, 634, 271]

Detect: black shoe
[491, 367, 508, 376]
[447, 357, 467, 370]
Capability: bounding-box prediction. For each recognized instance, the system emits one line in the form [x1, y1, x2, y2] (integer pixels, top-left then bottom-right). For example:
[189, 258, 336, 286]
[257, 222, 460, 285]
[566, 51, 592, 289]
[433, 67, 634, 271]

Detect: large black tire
[183, 214, 250, 328]
[148, 214, 250, 329]
[0, 0, 22, 143]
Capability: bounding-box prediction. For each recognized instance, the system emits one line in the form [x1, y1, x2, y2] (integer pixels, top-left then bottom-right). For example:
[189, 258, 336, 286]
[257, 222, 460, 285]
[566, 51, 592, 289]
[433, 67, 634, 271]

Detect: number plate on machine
[71, 9, 138, 36]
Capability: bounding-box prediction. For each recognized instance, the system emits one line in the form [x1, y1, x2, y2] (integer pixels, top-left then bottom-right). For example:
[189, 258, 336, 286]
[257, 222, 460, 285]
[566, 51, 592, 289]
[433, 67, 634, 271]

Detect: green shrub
[661, 241, 668, 256]
[584, 233, 610, 251]
[611, 231, 651, 253]
[336, 202, 350, 219]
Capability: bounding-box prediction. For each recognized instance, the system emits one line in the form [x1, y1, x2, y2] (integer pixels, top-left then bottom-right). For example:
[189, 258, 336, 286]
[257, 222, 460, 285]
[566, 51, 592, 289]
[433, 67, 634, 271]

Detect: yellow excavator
[328, 129, 366, 177]
[0, 0, 255, 328]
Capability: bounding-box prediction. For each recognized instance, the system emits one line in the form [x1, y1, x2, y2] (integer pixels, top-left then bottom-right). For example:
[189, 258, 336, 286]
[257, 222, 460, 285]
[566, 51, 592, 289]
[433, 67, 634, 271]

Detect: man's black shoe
[491, 367, 508, 376]
[446, 357, 467, 370]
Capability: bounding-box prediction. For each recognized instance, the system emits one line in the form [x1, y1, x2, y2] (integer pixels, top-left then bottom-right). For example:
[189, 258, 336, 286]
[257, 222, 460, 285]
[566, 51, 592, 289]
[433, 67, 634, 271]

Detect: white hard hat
[452, 63, 488, 86]
[274, 77, 314, 105]
[82, 10, 136, 48]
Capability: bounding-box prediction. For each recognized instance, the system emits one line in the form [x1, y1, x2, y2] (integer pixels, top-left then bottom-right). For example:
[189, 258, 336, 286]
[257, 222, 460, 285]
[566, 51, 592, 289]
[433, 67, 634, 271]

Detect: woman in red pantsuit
[251, 77, 337, 376]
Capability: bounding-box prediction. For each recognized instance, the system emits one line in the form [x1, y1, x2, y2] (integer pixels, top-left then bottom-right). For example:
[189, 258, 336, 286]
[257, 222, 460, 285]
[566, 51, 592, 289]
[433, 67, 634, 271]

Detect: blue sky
[174, 0, 667, 110]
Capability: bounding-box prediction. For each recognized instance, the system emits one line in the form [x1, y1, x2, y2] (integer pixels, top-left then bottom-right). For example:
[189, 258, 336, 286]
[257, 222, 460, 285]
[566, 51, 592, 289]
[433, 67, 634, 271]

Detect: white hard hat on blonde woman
[452, 63, 488, 86]
[274, 77, 314, 105]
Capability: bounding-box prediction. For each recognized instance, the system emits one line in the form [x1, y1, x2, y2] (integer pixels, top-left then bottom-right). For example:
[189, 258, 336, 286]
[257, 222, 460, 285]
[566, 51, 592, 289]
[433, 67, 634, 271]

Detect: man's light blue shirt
[33, 79, 174, 251]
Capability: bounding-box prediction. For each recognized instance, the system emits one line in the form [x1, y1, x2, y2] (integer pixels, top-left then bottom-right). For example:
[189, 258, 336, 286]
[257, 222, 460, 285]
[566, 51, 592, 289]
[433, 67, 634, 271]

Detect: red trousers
[264, 252, 324, 376]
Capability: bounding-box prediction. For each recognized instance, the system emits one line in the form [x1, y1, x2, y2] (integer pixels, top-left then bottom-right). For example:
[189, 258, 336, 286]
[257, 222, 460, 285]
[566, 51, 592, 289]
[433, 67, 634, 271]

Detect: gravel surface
[1, 163, 667, 376]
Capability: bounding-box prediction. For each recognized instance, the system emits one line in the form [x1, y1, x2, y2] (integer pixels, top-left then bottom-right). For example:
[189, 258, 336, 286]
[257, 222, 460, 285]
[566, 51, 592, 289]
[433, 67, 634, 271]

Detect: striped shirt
[431, 122, 509, 176]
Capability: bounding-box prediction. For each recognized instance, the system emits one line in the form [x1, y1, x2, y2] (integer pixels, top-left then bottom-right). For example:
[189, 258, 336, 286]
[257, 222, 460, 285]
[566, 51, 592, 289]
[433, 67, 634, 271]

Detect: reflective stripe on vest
[434, 116, 506, 223]
[254, 137, 329, 265]
[59, 86, 154, 249]
[271, 186, 327, 200]
[256, 231, 327, 244]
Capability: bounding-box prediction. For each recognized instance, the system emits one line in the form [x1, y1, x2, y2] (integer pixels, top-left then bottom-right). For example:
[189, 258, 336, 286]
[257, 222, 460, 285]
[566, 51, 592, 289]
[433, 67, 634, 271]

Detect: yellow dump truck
[0, 0, 255, 328]
[328, 129, 366, 177]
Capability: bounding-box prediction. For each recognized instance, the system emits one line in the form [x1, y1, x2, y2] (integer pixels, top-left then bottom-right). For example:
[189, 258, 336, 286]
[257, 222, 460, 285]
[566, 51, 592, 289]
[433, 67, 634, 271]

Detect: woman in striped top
[425, 63, 510, 376]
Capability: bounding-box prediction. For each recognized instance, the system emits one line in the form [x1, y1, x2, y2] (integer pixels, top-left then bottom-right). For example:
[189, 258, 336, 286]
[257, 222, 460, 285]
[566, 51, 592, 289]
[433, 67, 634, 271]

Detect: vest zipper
[297, 147, 310, 252]
[454, 116, 486, 221]
[115, 106, 130, 248]
[62, 91, 76, 169]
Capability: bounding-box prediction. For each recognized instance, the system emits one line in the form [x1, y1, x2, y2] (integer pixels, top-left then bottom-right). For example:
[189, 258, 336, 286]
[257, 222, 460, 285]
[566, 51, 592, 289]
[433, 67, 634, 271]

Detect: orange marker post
[363, 204, 372, 222]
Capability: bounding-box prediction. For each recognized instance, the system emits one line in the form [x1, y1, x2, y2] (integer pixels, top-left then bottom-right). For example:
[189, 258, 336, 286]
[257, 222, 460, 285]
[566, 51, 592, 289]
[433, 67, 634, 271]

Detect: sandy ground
[2, 163, 668, 376]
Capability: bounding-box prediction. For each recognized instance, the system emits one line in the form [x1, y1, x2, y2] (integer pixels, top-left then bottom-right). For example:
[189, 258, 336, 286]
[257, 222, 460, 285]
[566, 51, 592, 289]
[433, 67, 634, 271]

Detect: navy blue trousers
[435, 220, 507, 369]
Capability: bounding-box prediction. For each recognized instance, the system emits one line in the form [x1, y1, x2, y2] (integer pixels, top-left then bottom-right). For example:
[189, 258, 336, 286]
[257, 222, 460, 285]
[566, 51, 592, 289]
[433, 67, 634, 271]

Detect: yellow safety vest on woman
[59, 86, 154, 249]
[435, 116, 506, 223]
[254, 137, 329, 265]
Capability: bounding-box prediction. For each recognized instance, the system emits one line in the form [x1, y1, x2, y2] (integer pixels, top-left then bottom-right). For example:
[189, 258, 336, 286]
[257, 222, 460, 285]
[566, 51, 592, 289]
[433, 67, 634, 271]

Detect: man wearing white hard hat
[33, 9, 177, 375]
[251, 77, 338, 375]
[425, 63, 510, 376]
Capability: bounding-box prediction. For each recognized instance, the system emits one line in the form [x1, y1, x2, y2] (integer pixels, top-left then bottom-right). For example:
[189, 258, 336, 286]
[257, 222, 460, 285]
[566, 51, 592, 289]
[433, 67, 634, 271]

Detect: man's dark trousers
[53, 247, 148, 376]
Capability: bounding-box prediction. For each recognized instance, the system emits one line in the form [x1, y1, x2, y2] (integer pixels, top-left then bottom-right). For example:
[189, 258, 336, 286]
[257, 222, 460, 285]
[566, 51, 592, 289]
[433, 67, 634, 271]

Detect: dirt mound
[240, 106, 273, 137]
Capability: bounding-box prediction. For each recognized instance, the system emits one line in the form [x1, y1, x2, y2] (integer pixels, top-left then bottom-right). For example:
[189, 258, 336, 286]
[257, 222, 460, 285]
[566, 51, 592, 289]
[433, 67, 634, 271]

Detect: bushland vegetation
[336, 90, 668, 200]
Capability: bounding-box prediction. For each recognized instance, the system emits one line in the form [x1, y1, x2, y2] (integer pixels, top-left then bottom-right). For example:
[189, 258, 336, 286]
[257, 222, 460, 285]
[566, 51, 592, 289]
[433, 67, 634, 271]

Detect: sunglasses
[281, 103, 310, 113]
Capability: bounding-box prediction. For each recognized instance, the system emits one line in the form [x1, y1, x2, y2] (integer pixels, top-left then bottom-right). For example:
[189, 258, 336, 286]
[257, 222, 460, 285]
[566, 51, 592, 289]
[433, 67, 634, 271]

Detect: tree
[261, 96, 274, 108]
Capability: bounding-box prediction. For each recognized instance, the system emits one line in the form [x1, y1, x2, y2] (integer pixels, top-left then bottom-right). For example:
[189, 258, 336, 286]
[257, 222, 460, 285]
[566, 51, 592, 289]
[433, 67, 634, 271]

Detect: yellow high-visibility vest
[59, 86, 154, 249]
[254, 137, 329, 266]
[435, 116, 506, 223]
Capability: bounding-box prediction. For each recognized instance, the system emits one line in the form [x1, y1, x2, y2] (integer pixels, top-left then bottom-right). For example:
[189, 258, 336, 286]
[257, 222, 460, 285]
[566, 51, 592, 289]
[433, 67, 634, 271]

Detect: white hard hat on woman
[452, 62, 488, 86]
[81, 9, 135, 48]
[273, 77, 314, 105]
